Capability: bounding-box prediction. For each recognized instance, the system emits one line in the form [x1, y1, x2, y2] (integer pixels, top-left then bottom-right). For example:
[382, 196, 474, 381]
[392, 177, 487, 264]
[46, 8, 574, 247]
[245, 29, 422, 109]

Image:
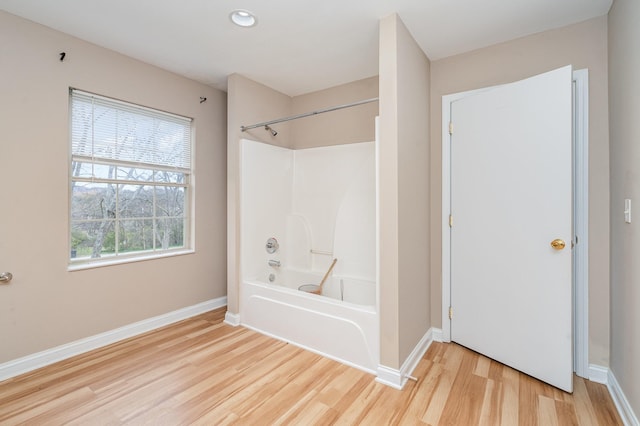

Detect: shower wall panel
[240, 140, 293, 280]
[241, 139, 375, 287]
[292, 142, 375, 280]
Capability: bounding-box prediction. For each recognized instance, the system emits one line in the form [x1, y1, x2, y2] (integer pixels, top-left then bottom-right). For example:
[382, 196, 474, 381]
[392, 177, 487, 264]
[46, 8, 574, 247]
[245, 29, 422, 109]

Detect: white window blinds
[69, 89, 193, 265]
[70, 89, 192, 170]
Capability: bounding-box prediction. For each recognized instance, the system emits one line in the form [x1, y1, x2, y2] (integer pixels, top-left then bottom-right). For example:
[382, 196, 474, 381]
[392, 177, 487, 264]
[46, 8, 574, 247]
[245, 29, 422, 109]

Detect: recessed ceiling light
[230, 9, 257, 28]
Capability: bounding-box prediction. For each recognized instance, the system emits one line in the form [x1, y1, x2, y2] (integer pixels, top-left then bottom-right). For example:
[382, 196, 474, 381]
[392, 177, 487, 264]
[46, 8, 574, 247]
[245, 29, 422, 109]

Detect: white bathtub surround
[376, 327, 443, 389]
[240, 141, 293, 282]
[242, 277, 378, 372]
[251, 268, 375, 307]
[241, 139, 376, 282]
[291, 142, 376, 278]
[240, 139, 378, 373]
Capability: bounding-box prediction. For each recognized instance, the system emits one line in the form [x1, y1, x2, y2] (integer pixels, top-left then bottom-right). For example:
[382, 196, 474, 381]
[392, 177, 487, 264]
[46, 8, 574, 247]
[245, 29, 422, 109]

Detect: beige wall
[291, 77, 379, 149]
[608, 0, 640, 415]
[379, 14, 431, 369]
[429, 16, 610, 366]
[0, 11, 227, 363]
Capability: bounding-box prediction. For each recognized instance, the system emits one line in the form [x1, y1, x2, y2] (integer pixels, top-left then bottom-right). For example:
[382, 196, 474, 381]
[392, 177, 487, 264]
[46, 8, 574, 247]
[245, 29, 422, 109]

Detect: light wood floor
[0, 308, 622, 425]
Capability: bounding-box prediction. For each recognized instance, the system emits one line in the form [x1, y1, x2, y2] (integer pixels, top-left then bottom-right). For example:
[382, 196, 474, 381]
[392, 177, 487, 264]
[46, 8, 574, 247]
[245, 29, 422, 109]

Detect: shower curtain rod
[240, 97, 379, 132]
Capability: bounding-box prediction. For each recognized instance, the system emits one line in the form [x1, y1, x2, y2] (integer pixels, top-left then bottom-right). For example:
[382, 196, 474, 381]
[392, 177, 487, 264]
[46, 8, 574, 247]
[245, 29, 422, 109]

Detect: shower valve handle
[265, 237, 279, 254]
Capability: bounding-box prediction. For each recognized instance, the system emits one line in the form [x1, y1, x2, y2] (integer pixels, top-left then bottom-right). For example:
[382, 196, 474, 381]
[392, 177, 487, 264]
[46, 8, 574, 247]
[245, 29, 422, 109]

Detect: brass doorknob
[550, 239, 566, 250]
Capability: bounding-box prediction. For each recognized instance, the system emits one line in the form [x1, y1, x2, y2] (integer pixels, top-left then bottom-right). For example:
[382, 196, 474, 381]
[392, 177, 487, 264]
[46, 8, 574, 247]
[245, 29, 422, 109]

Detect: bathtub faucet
[268, 259, 281, 267]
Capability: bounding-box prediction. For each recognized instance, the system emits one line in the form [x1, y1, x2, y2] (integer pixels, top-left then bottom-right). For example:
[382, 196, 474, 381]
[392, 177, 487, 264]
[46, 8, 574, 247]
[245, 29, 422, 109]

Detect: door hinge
[449, 306, 453, 320]
[449, 122, 453, 135]
[449, 215, 453, 228]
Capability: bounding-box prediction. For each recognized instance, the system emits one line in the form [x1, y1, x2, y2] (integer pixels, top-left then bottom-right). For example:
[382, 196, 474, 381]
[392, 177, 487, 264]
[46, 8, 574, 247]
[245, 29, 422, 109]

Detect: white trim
[375, 116, 382, 376]
[400, 328, 436, 383]
[441, 69, 589, 373]
[0, 297, 227, 382]
[608, 369, 640, 426]
[68, 249, 195, 271]
[224, 311, 241, 326]
[375, 327, 439, 389]
[584, 364, 639, 426]
[588, 364, 609, 384]
[572, 69, 589, 378]
[442, 91, 451, 343]
[71, 88, 193, 123]
[432, 328, 444, 343]
[375, 365, 404, 389]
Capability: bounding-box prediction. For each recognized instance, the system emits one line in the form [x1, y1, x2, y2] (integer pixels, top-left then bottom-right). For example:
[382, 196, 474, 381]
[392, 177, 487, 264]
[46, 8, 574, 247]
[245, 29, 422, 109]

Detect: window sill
[67, 249, 195, 272]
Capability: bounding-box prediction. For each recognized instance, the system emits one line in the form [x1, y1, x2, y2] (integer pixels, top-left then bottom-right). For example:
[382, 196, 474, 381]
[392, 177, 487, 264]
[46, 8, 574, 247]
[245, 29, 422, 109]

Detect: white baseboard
[376, 365, 404, 389]
[375, 327, 440, 389]
[588, 364, 609, 384]
[0, 297, 227, 382]
[224, 311, 241, 326]
[586, 364, 638, 426]
[432, 327, 444, 343]
[608, 369, 640, 426]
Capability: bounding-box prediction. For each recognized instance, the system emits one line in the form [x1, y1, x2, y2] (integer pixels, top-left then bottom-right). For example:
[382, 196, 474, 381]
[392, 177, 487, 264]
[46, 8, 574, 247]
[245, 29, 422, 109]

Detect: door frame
[441, 69, 589, 378]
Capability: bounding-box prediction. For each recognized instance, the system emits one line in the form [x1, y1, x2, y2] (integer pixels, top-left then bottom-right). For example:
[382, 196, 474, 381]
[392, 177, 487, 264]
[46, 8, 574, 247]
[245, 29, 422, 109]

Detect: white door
[450, 66, 573, 392]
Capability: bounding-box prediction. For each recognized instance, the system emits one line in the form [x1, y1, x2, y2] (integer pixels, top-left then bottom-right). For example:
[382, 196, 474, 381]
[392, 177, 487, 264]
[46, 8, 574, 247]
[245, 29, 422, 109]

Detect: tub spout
[268, 259, 281, 267]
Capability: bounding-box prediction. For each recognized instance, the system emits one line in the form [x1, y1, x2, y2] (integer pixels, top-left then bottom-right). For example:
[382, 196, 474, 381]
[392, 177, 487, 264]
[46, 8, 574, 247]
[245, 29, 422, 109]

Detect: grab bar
[310, 249, 333, 256]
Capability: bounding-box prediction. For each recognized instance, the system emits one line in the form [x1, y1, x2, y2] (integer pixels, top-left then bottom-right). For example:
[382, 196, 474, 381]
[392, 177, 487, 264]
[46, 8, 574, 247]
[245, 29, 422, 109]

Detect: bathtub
[240, 269, 379, 373]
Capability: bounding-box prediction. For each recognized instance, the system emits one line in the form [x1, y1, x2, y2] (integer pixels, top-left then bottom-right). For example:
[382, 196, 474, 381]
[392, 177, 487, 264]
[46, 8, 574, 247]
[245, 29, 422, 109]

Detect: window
[69, 89, 192, 265]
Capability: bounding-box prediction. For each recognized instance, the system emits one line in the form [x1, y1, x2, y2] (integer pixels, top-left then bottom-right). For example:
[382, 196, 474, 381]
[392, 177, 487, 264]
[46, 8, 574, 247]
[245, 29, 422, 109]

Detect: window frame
[68, 89, 194, 270]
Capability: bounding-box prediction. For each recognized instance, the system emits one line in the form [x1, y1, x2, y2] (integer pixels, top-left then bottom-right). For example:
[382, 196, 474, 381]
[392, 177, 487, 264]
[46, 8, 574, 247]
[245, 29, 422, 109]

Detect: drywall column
[378, 14, 431, 377]
[226, 75, 292, 320]
[609, 0, 640, 419]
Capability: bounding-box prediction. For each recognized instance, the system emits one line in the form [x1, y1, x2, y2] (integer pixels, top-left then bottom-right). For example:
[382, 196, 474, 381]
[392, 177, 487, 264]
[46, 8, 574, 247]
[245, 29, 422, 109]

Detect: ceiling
[0, 0, 612, 97]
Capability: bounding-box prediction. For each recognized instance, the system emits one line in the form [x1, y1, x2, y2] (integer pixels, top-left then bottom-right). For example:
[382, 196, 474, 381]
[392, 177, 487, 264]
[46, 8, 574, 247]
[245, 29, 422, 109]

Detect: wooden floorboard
[0, 308, 623, 425]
